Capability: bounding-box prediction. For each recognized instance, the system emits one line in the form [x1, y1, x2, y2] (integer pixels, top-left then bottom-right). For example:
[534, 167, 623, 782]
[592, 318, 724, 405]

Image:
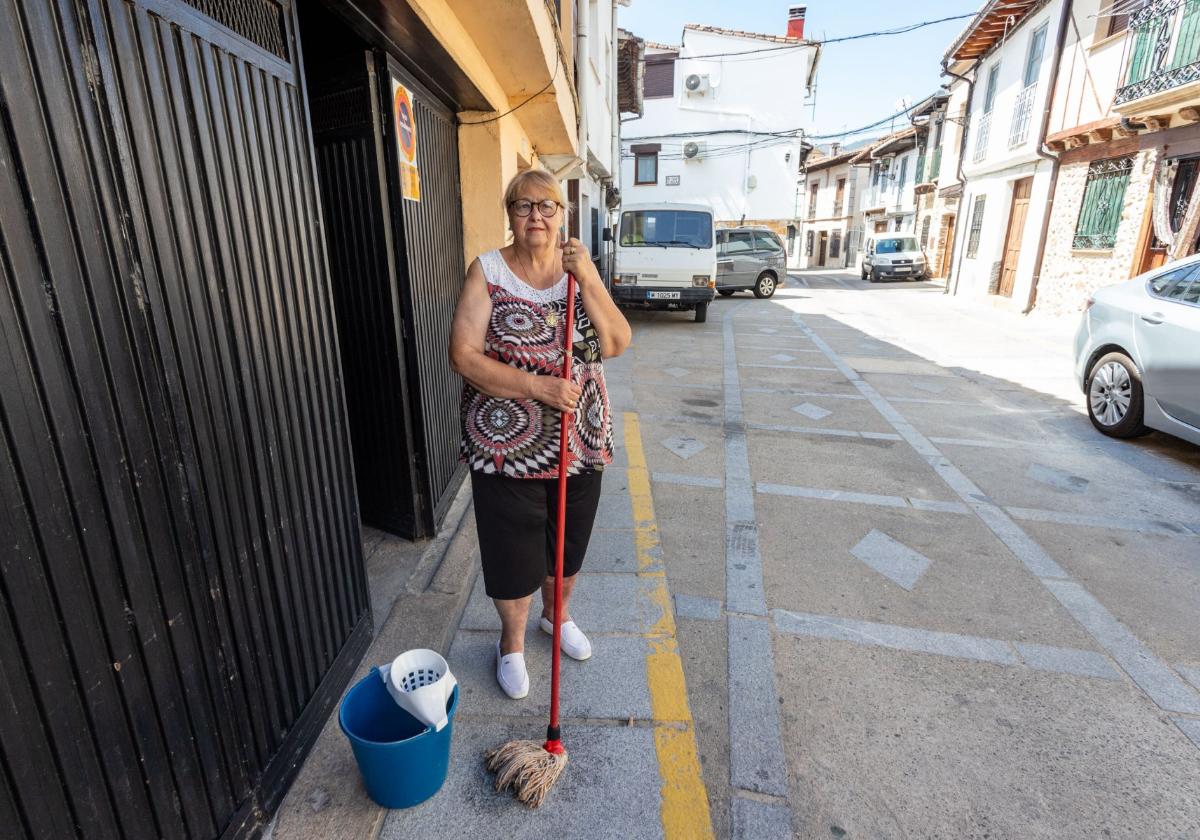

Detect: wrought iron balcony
[1114, 0, 1200, 112]
[1009, 83, 1038, 147]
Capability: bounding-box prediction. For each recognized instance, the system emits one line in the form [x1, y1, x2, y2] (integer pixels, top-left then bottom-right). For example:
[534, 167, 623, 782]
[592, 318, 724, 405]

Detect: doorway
[997, 177, 1033, 297]
[937, 213, 957, 278]
[818, 230, 829, 266]
[300, 2, 467, 539]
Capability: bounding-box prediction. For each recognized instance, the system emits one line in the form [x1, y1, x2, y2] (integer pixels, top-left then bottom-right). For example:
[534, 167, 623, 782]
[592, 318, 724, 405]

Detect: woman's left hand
[560, 237, 599, 285]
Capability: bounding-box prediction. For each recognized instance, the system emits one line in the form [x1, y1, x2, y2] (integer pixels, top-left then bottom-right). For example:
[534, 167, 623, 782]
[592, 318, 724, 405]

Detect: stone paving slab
[1023, 521, 1200, 665]
[459, 572, 655, 633]
[581, 527, 643, 573]
[379, 721, 662, 840]
[755, 494, 1095, 648]
[774, 634, 1200, 840]
[447, 631, 652, 720]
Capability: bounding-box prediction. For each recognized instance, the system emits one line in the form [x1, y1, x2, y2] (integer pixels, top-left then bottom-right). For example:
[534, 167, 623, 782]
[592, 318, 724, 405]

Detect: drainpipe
[1023, 0, 1073, 314]
[575, 2, 590, 241]
[942, 56, 979, 296]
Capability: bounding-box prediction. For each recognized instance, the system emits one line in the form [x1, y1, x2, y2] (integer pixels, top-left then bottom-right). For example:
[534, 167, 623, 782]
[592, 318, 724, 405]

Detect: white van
[611, 202, 717, 322]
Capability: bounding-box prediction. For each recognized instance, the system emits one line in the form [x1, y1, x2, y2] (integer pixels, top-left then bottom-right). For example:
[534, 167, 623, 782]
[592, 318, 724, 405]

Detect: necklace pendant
[546, 312, 559, 327]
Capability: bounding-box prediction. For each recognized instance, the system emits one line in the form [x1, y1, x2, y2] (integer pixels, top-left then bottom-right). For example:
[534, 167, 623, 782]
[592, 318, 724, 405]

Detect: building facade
[911, 92, 961, 279]
[1036, 0, 1200, 314]
[943, 0, 1070, 309]
[619, 12, 821, 241]
[797, 147, 867, 269]
[0, 0, 597, 836]
[859, 128, 921, 239]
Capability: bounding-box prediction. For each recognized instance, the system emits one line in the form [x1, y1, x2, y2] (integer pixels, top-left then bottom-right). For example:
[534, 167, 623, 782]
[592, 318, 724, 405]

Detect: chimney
[787, 5, 807, 40]
[830, 142, 841, 156]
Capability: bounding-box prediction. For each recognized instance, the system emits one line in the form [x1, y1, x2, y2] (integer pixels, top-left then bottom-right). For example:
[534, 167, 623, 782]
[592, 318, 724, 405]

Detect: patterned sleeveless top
[459, 249, 614, 478]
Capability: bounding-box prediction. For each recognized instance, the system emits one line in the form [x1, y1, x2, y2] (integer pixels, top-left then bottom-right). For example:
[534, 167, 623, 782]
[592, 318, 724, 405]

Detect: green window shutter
[1073, 157, 1134, 250]
[1127, 20, 1155, 83]
[1174, 0, 1200, 67]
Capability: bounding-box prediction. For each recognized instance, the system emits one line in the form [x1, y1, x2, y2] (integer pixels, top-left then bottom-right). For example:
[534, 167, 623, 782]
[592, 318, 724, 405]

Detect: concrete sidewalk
[376, 404, 713, 839]
[273, 366, 715, 838]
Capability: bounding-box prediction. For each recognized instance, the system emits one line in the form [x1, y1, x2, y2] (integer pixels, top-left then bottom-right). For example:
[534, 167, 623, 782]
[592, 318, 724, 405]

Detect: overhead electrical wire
[465, 12, 973, 128]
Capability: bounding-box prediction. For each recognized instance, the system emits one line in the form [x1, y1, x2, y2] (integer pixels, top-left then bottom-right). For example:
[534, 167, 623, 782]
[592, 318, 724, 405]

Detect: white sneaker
[540, 616, 593, 661]
[495, 642, 529, 699]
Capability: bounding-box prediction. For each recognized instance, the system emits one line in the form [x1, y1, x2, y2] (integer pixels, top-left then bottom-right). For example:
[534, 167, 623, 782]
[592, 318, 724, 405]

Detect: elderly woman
[448, 169, 632, 699]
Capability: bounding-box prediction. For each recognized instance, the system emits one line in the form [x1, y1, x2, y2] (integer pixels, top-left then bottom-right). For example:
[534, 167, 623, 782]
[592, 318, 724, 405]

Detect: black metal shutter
[384, 59, 468, 534]
[0, 0, 369, 837]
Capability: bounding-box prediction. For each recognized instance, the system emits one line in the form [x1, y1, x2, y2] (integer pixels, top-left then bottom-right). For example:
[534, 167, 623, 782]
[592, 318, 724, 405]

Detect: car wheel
[753, 272, 777, 299]
[868, 269, 881, 283]
[1086, 351, 1150, 438]
[694, 302, 708, 323]
[718, 289, 735, 297]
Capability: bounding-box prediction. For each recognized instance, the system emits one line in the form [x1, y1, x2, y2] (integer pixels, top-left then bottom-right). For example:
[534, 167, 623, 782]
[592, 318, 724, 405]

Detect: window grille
[1073, 156, 1134, 249]
[830, 230, 841, 259]
[967, 195, 986, 258]
[181, 0, 289, 60]
[805, 230, 814, 256]
[973, 112, 992, 163]
[920, 215, 932, 249]
[1009, 83, 1038, 147]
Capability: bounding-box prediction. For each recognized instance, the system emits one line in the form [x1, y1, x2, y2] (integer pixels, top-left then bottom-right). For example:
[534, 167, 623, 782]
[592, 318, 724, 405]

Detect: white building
[943, 0, 1069, 308]
[859, 128, 921, 238]
[552, 0, 624, 275]
[619, 11, 820, 242]
[797, 145, 869, 269]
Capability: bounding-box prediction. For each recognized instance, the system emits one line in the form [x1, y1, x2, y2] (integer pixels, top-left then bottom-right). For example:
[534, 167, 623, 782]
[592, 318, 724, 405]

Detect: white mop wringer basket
[378, 649, 457, 732]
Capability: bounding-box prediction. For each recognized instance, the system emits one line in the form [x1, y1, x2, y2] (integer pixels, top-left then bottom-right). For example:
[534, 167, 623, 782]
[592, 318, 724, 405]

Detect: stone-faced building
[1037, 0, 1200, 314]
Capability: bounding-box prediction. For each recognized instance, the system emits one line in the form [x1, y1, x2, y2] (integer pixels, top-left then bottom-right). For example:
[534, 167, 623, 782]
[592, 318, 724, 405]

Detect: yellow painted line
[625, 412, 715, 840]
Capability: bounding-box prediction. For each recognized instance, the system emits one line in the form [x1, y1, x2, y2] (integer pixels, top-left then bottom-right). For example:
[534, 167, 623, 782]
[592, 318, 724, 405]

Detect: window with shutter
[1073, 156, 1133, 250]
[644, 55, 677, 99]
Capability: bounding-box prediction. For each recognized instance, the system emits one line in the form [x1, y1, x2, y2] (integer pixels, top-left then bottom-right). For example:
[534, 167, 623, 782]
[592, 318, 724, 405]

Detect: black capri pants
[471, 470, 604, 600]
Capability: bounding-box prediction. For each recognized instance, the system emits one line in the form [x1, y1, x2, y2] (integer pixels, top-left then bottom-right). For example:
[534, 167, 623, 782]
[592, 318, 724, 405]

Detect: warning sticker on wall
[391, 79, 421, 202]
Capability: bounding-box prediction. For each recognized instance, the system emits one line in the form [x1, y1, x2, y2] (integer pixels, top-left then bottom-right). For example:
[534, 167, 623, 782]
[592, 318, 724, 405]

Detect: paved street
[381, 270, 1200, 839]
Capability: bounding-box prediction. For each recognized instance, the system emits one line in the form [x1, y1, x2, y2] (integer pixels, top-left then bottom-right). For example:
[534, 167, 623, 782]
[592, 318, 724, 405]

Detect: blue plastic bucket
[339, 667, 459, 809]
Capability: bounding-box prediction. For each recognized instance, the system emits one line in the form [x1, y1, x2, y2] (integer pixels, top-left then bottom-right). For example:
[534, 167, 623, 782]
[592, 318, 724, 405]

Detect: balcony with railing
[1009, 82, 1038, 147]
[1114, 0, 1200, 115]
[972, 111, 992, 163]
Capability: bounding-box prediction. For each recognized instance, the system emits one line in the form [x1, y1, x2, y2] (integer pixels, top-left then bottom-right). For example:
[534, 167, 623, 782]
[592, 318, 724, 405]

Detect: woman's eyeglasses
[509, 199, 561, 218]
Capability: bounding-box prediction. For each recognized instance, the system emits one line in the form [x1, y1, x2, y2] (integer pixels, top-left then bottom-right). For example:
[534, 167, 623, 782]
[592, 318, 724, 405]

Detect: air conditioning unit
[684, 73, 711, 95]
[682, 141, 707, 160]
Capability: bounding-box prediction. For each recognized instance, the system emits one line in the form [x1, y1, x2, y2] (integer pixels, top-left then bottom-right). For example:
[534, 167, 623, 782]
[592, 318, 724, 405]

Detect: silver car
[715, 227, 786, 298]
[1073, 257, 1200, 445]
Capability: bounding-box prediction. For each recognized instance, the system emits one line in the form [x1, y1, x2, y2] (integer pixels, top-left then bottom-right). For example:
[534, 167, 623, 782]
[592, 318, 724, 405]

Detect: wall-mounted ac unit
[684, 73, 711, 95]
[682, 141, 707, 160]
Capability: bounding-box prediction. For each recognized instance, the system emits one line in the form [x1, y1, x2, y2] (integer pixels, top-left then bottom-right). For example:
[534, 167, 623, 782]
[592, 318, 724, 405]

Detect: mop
[483, 267, 577, 809]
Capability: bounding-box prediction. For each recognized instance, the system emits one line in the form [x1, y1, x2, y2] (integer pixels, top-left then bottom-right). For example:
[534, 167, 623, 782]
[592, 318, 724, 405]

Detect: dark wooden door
[0, 0, 369, 837]
[998, 177, 1033, 297]
[818, 231, 829, 266]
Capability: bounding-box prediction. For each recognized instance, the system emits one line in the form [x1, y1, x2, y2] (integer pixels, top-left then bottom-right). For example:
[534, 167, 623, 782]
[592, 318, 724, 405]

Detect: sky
[617, 0, 976, 144]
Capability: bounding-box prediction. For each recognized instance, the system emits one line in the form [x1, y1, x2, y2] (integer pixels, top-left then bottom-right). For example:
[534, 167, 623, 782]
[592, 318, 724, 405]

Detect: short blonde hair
[503, 169, 570, 230]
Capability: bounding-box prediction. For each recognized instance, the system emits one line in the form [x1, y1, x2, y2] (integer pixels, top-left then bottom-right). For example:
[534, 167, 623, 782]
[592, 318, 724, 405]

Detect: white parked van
[611, 202, 717, 322]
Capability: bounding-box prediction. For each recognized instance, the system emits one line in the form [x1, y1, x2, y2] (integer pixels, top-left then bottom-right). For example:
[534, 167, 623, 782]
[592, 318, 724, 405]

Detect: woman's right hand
[530, 375, 582, 413]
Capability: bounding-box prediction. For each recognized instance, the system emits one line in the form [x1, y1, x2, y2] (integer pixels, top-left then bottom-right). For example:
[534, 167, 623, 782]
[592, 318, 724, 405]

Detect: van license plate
[894, 267, 910, 273]
[648, 291, 680, 300]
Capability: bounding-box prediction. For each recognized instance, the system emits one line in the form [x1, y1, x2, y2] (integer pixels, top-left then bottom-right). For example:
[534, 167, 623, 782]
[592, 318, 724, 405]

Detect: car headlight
[875, 257, 891, 265]
[618, 274, 638, 285]
[692, 275, 714, 288]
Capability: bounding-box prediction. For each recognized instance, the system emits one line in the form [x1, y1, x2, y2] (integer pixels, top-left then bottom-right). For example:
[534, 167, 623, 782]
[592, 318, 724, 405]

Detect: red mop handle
[545, 270, 576, 756]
